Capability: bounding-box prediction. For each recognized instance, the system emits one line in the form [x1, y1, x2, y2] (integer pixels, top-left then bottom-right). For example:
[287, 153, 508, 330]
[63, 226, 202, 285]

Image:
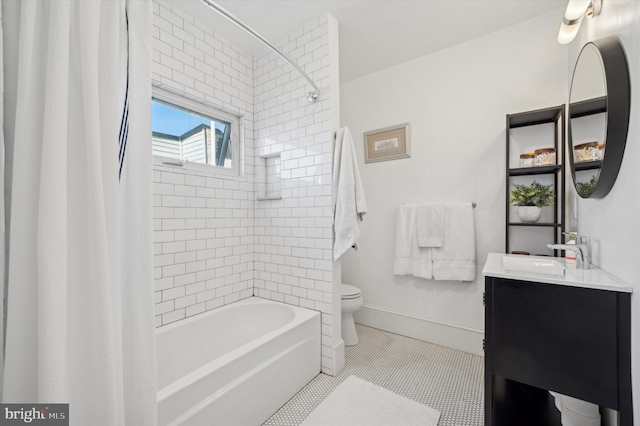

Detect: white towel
[333, 127, 367, 260]
[393, 205, 432, 279]
[431, 202, 476, 281]
[416, 204, 445, 247]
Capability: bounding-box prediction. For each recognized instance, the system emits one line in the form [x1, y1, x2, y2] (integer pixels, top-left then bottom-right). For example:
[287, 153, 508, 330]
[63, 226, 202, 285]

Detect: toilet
[341, 283, 364, 346]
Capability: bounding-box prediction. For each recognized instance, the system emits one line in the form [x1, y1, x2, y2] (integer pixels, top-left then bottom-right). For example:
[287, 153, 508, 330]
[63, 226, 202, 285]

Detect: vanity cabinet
[484, 276, 633, 426]
[506, 105, 566, 254]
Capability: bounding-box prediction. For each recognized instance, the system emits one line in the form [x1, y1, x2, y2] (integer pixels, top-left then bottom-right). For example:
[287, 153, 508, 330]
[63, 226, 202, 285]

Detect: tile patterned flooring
[263, 324, 484, 426]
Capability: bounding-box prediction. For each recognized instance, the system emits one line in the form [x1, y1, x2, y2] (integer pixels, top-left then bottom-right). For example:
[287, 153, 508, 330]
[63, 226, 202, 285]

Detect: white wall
[340, 10, 568, 355]
[567, 1, 640, 421]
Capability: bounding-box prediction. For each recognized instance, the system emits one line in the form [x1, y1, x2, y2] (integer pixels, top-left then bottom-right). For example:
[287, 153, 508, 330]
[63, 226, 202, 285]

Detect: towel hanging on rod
[394, 202, 477, 281]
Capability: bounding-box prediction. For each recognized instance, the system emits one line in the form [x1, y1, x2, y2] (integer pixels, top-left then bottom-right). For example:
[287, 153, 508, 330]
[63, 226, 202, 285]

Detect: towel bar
[401, 202, 476, 208]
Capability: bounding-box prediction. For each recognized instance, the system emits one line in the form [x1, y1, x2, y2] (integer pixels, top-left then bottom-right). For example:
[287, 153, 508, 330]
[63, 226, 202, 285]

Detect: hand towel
[431, 202, 476, 281]
[416, 204, 445, 247]
[393, 205, 432, 279]
[333, 127, 367, 260]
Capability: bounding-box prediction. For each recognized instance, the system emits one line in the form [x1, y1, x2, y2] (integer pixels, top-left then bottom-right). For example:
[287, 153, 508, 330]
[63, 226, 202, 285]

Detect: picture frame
[363, 123, 411, 163]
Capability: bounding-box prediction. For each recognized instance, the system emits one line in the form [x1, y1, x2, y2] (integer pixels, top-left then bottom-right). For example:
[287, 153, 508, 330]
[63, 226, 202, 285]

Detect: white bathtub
[157, 297, 321, 426]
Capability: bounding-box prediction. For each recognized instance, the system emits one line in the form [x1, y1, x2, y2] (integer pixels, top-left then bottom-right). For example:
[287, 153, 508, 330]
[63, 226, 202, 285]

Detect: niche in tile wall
[257, 153, 282, 201]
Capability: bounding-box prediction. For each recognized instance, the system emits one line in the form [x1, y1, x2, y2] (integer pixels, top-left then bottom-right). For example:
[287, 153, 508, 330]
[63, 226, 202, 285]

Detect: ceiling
[168, 0, 567, 83]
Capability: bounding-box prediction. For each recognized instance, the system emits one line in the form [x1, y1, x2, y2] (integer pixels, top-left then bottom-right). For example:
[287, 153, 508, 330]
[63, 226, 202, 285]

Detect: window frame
[151, 87, 242, 176]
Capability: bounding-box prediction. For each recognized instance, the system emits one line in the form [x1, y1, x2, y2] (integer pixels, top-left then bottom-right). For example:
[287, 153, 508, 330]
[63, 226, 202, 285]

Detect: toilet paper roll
[549, 391, 562, 412]
[559, 394, 599, 416]
[561, 405, 600, 426]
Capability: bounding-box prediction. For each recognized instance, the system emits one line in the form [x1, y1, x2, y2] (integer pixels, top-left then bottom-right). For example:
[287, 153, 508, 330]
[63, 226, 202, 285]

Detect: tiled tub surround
[152, 0, 256, 327]
[151, 0, 253, 112]
[153, 165, 254, 327]
[157, 297, 321, 425]
[252, 15, 338, 374]
[151, 2, 341, 374]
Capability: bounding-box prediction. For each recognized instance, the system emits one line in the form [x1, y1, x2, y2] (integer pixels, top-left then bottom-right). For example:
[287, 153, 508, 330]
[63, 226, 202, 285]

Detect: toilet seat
[341, 284, 361, 300]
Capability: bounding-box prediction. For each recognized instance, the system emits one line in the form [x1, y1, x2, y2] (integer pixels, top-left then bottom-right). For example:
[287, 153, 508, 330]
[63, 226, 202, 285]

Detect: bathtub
[156, 297, 321, 426]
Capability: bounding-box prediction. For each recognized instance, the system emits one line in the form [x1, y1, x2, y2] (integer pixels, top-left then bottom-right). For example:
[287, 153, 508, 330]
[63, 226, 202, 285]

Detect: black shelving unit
[574, 160, 602, 171]
[508, 223, 562, 227]
[508, 165, 561, 176]
[505, 105, 565, 254]
[569, 96, 607, 119]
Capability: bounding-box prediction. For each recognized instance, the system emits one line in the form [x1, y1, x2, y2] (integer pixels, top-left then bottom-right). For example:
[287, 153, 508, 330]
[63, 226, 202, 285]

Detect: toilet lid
[341, 284, 361, 299]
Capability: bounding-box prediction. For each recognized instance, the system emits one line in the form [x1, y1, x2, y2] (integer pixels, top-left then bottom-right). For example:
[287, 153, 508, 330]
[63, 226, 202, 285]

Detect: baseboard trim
[354, 304, 484, 356]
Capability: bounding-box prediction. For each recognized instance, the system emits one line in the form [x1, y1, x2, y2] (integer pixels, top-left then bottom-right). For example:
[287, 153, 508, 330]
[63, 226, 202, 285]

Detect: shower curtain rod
[200, 0, 321, 104]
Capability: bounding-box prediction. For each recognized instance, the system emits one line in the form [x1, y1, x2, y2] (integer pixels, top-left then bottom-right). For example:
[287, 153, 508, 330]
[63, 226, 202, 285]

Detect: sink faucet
[547, 234, 591, 269]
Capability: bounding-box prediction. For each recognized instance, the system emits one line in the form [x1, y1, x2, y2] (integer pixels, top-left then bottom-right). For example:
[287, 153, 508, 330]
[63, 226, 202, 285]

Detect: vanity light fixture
[558, 0, 602, 44]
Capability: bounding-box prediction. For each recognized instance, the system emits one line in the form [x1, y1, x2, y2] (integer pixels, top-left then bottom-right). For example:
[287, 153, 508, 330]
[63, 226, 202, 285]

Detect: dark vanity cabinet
[484, 276, 632, 426]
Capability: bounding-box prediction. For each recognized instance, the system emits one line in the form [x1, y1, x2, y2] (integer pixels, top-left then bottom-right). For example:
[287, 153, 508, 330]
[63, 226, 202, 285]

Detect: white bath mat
[300, 375, 440, 426]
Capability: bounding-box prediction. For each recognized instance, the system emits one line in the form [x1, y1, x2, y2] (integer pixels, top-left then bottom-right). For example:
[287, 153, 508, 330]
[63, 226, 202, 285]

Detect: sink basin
[483, 253, 632, 293]
[501, 255, 569, 277]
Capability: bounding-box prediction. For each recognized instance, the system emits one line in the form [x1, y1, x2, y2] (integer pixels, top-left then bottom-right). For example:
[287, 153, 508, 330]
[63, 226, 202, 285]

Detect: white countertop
[482, 252, 633, 293]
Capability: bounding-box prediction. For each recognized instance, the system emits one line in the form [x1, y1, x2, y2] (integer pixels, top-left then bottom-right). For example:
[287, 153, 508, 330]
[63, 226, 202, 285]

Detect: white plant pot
[518, 206, 542, 223]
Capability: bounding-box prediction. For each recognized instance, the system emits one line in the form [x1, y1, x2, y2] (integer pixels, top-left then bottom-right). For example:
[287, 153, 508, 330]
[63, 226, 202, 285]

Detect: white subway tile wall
[152, 2, 337, 374]
[152, 1, 255, 327]
[253, 15, 336, 374]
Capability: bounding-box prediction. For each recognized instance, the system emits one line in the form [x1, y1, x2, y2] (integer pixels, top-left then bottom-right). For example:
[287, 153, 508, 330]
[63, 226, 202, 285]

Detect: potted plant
[510, 181, 554, 223]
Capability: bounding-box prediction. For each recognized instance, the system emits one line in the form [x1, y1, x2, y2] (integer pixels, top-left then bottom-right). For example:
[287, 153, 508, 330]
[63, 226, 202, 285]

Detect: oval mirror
[569, 37, 630, 198]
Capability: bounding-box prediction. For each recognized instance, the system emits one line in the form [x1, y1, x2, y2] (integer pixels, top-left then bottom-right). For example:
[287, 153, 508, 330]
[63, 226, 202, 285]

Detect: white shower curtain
[2, 1, 156, 425]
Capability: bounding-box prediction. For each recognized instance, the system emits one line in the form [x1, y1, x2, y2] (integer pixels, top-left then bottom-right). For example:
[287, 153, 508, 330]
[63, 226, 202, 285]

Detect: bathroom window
[151, 88, 240, 173]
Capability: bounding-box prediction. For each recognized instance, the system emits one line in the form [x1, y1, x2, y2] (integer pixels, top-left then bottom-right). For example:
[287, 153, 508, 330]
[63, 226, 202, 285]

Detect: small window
[151, 90, 239, 171]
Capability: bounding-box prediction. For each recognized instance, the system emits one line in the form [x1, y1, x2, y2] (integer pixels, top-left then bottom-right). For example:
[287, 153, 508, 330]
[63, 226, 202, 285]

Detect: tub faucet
[547, 234, 591, 269]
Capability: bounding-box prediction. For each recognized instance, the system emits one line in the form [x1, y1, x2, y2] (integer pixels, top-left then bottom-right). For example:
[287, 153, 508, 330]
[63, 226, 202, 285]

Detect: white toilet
[341, 283, 364, 346]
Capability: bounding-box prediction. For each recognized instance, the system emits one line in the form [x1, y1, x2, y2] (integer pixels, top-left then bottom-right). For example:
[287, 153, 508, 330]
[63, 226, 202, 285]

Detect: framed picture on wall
[363, 123, 411, 163]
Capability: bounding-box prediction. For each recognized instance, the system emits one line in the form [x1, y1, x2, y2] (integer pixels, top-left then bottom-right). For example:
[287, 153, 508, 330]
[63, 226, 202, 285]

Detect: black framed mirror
[568, 37, 630, 198]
